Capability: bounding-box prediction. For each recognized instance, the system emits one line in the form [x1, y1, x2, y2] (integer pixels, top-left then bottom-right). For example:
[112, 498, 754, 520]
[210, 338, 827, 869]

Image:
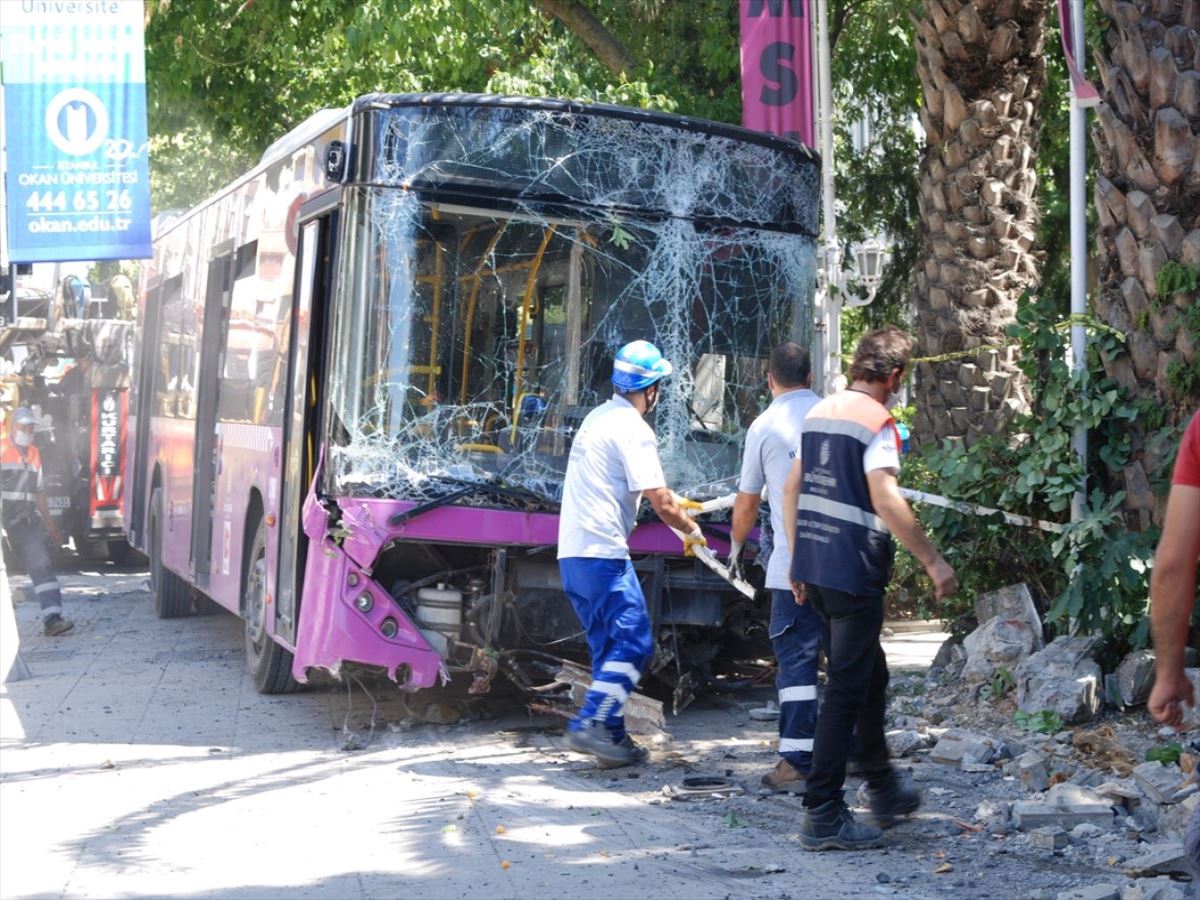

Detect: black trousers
[802, 583, 894, 807]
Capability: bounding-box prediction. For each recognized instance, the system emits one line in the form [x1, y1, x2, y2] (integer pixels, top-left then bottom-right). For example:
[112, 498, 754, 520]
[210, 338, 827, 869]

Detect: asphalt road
[1, 562, 1098, 900]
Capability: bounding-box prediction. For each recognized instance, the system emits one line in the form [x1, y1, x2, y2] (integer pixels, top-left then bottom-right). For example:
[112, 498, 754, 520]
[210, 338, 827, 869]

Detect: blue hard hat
[612, 341, 673, 392]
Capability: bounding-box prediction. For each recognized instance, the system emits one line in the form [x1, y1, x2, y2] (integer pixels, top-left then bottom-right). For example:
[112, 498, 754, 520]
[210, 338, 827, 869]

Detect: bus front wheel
[243, 518, 300, 694]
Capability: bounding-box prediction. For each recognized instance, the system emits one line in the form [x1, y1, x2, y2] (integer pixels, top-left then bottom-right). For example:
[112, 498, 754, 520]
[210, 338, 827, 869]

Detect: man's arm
[781, 457, 803, 557]
[867, 468, 957, 599]
[1148, 483, 1200, 728]
[731, 492, 761, 544]
[35, 490, 63, 545]
[646, 486, 703, 535]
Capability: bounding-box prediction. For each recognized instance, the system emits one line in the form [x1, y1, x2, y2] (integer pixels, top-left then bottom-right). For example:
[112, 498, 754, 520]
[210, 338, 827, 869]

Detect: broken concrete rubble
[1122, 842, 1191, 876]
[1016, 636, 1103, 725]
[930, 729, 1002, 766]
[1030, 825, 1068, 849]
[885, 729, 929, 758]
[962, 615, 1041, 683]
[1117, 650, 1157, 708]
[1183, 669, 1200, 729]
[1119, 878, 1187, 900]
[1017, 749, 1051, 791]
[975, 583, 1044, 642]
[1056, 887, 1119, 900]
[1132, 761, 1187, 805]
[1013, 782, 1115, 831]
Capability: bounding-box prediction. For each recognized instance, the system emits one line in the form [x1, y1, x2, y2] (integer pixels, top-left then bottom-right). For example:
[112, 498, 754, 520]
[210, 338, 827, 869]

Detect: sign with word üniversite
[2, 0, 152, 262]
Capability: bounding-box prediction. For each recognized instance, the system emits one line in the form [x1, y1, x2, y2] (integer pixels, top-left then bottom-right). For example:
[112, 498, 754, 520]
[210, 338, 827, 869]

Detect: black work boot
[799, 798, 884, 851]
[866, 774, 922, 828]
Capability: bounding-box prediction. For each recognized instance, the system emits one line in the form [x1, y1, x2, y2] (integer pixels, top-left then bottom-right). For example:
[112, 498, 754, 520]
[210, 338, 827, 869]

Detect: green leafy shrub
[1014, 709, 1063, 734]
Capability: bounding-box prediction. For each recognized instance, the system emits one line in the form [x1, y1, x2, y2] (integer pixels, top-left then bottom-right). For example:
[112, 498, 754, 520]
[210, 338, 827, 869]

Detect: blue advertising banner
[2, 0, 152, 262]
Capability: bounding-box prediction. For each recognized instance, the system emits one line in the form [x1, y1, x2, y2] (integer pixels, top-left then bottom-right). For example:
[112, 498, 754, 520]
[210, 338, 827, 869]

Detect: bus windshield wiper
[388, 473, 559, 527]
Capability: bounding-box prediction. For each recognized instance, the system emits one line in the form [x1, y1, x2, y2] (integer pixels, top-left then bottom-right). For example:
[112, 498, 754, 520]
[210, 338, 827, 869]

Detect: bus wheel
[107, 540, 139, 566]
[149, 487, 191, 619]
[243, 518, 299, 694]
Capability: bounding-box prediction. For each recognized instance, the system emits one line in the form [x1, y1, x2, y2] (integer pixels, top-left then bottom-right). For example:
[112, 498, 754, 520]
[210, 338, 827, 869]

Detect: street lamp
[814, 238, 889, 393]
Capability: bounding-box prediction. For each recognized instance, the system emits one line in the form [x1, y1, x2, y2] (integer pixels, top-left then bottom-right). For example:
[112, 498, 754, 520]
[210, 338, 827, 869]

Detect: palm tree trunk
[1091, 0, 1200, 529]
[911, 0, 1047, 448]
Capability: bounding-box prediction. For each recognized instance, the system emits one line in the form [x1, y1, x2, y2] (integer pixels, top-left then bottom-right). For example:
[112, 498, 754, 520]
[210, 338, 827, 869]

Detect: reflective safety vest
[790, 390, 900, 598]
[1, 435, 44, 528]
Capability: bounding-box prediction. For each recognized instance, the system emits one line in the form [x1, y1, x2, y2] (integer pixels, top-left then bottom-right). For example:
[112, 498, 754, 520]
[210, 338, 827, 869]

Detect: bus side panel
[149, 415, 198, 578]
[203, 426, 281, 611]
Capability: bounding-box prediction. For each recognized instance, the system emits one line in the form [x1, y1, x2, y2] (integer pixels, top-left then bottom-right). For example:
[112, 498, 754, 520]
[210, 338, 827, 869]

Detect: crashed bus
[125, 94, 819, 707]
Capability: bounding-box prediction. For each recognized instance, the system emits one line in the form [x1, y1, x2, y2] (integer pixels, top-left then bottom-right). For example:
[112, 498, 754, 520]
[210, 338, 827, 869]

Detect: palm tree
[911, 0, 1047, 448]
[1091, 0, 1200, 529]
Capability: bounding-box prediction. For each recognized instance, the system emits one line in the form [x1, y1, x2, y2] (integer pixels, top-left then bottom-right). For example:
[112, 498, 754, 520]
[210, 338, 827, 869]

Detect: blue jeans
[559, 557, 654, 743]
[5, 520, 63, 621]
[769, 588, 824, 772]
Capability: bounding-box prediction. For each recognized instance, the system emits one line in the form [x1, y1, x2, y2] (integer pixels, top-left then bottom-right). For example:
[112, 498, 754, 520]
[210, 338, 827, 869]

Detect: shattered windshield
[323, 101, 818, 506]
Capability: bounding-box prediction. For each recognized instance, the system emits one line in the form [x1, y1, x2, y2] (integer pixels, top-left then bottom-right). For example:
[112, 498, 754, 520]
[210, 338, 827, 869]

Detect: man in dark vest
[785, 326, 957, 850]
[2, 408, 73, 636]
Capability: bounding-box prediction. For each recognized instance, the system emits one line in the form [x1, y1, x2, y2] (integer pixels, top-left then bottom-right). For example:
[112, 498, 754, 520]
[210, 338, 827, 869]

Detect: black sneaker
[866, 774, 922, 828]
[43, 614, 75, 637]
[799, 798, 884, 851]
[565, 722, 646, 769]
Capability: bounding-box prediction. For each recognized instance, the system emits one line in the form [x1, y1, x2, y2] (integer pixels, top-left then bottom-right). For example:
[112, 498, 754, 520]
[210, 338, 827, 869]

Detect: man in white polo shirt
[728, 342, 822, 791]
[559, 340, 707, 768]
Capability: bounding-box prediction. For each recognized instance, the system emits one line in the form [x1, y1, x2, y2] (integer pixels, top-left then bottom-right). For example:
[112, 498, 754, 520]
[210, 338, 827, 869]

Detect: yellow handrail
[458, 224, 509, 405]
[513, 225, 556, 420]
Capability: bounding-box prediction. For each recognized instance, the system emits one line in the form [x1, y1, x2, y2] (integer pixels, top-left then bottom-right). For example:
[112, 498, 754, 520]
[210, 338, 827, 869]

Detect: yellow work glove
[674, 493, 704, 514]
[682, 527, 707, 558]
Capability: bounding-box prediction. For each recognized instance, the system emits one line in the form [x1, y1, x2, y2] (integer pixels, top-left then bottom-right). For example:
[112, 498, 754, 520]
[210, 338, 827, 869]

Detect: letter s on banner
[738, 0, 814, 147]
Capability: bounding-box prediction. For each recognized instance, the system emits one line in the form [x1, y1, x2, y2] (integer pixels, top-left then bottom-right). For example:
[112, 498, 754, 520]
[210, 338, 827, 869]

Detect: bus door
[190, 247, 235, 588]
[275, 198, 339, 645]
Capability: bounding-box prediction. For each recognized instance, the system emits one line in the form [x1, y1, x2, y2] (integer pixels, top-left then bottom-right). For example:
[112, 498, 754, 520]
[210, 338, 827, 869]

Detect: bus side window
[158, 275, 184, 418]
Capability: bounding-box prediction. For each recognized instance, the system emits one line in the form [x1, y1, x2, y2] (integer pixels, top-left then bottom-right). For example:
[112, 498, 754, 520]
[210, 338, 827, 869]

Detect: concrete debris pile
[1015, 636, 1104, 725]
[959, 583, 1045, 684]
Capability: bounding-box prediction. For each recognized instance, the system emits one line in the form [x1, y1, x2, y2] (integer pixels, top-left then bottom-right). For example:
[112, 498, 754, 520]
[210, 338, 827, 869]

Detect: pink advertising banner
[739, 0, 815, 147]
[1056, 0, 1100, 108]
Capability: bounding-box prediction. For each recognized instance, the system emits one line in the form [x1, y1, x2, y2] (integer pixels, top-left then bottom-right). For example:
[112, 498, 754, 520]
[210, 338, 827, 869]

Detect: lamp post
[815, 238, 887, 393]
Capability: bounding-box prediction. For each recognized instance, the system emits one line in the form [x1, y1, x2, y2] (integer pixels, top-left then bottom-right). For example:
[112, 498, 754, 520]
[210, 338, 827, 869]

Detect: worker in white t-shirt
[558, 340, 707, 768]
[728, 341, 822, 792]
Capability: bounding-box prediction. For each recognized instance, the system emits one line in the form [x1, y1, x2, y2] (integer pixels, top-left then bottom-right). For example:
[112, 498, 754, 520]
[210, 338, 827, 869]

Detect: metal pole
[815, 0, 840, 391]
[1069, 0, 1088, 522]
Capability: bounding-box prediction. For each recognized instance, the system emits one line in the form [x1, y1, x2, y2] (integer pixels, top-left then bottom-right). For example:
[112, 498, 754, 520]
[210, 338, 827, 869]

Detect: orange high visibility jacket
[1, 434, 44, 528]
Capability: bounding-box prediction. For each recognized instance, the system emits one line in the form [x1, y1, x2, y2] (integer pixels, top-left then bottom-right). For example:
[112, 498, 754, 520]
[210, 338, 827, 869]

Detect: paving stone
[1014, 784, 1115, 832]
[1017, 749, 1051, 792]
[1132, 761, 1186, 805]
[1030, 825, 1068, 849]
[1122, 842, 1190, 876]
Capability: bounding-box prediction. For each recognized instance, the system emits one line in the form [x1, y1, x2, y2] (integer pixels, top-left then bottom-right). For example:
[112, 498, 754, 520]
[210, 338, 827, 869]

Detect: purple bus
[126, 94, 819, 701]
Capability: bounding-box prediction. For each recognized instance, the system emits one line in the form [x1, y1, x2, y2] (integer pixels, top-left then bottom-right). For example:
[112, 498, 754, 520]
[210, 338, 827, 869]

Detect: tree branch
[533, 0, 638, 78]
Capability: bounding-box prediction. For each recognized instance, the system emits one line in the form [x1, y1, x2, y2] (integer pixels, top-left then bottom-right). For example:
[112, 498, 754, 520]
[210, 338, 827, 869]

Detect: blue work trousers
[5, 521, 63, 621]
[559, 557, 654, 743]
[769, 588, 825, 773]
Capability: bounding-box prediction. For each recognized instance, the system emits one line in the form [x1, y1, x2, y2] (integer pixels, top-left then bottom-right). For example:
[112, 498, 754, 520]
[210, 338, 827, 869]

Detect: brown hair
[849, 326, 912, 384]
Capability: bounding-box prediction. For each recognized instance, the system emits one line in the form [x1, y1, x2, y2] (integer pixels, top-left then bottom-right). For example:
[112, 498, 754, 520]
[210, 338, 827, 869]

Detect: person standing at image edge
[728, 342, 823, 790]
[1, 407, 73, 636]
[557, 340, 707, 768]
[784, 326, 958, 850]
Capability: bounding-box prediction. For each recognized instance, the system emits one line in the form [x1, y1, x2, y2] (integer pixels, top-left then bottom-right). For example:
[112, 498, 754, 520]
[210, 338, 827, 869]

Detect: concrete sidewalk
[2, 569, 951, 900]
